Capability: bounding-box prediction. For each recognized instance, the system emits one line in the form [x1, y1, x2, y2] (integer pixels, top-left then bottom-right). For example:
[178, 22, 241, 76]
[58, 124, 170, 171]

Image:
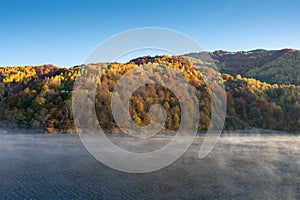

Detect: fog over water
[0, 131, 299, 199]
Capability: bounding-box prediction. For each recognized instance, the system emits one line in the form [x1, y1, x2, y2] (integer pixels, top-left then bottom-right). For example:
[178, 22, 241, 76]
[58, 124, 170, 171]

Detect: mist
[0, 130, 299, 199]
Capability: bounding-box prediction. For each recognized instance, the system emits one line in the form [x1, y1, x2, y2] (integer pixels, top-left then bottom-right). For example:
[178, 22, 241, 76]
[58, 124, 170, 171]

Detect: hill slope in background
[185, 49, 300, 85]
[0, 53, 300, 133]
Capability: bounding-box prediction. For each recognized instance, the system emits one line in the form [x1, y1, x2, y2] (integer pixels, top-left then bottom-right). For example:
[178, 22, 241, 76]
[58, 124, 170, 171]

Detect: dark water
[0, 134, 299, 199]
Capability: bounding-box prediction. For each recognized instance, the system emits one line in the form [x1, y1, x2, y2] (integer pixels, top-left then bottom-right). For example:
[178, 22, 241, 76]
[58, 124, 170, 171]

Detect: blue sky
[0, 0, 299, 67]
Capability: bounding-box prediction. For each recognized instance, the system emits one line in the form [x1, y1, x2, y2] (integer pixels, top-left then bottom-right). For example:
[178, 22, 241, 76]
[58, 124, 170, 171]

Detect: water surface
[0, 133, 299, 199]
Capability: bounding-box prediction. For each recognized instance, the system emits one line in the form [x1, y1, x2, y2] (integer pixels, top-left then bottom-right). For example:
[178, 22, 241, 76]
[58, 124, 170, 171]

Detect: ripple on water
[0, 134, 299, 199]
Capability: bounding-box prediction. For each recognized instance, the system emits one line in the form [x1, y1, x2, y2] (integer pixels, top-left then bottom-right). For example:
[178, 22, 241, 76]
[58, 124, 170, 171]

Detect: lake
[0, 133, 299, 199]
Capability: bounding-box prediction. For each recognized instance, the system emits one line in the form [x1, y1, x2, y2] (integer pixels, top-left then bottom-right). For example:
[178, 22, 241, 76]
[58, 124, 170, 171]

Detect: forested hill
[185, 49, 300, 85]
[0, 54, 300, 133]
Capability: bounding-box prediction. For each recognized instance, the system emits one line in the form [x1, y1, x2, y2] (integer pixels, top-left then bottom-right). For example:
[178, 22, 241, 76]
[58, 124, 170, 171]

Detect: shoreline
[1, 127, 300, 136]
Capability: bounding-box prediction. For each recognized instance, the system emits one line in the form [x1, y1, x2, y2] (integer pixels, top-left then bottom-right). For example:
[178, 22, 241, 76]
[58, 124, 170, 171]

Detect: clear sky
[0, 0, 299, 67]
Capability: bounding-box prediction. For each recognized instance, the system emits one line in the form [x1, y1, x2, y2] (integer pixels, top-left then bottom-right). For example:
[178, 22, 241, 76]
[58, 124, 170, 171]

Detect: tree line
[0, 55, 299, 133]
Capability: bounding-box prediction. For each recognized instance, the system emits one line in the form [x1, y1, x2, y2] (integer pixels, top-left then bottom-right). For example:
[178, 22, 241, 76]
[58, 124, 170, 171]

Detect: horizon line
[1, 48, 299, 68]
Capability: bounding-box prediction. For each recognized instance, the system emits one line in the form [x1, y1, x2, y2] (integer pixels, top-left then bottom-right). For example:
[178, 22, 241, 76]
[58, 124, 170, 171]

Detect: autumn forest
[0, 49, 299, 133]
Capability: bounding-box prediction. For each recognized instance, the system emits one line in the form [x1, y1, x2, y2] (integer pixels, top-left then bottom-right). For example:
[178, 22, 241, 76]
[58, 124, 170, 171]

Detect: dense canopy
[0, 53, 299, 133]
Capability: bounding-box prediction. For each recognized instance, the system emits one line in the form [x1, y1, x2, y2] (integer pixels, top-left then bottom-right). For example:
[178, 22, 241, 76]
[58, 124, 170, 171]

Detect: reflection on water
[0, 133, 299, 199]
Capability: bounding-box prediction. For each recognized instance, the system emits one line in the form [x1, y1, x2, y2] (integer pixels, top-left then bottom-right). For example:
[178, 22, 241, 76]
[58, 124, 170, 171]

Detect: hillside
[0, 55, 300, 133]
[185, 49, 300, 85]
